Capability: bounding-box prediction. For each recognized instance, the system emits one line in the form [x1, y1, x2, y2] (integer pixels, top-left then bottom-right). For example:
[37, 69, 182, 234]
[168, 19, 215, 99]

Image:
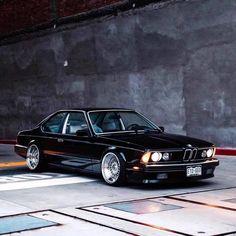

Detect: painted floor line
[78, 186, 236, 210]
[0, 161, 26, 168]
[165, 196, 236, 212]
[80, 208, 191, 236]
[0, 176, 96, 191]
[0, 173, 73, 183]
[50, 209, 140, 236]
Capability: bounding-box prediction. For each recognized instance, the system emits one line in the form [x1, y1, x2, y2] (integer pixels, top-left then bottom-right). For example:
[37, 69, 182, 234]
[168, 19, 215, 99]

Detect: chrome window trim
[119, 116, 126, 131]
[62, 113, 70, 134]
[95, 130, 137, 135]
[36, 110, 65, 127]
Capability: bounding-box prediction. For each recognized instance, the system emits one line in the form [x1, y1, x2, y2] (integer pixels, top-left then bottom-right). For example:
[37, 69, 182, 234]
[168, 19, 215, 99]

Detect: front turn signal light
[141, 152, 151, 163]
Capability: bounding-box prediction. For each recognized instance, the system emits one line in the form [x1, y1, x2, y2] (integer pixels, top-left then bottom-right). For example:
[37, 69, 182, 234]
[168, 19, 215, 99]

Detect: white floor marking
[0, 173, 73, 183]
[0, 176, 96, 191]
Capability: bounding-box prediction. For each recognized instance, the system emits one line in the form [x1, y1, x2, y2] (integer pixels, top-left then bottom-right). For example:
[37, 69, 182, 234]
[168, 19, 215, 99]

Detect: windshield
[88, 110, 159, 134]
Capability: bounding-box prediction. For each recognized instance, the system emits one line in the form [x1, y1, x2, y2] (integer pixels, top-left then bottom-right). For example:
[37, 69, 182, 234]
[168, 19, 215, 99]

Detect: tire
[101, 151, 126, 186]
[26, 144, 45, 171]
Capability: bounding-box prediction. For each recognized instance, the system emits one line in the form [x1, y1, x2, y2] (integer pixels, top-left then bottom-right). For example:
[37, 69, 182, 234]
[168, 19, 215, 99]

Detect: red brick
[0, 0, 50, 34]
[58, 0, 122, 17]
[58, 0, 88, 17]
[0, 0, 123, 35]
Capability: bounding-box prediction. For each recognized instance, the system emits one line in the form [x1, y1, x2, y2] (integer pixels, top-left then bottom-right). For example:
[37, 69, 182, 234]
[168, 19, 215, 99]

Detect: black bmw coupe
[15, 108, 219, 185]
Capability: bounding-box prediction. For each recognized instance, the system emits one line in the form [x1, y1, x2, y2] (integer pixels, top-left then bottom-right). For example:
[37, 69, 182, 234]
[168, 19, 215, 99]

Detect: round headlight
[151, 152, 162, 162]
[206, 149, 213, 158]
[162, 152, 170, 161]
[201, 150, 207, 158]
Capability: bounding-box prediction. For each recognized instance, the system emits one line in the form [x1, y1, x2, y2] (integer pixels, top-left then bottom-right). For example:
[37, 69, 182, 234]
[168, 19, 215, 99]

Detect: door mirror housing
[76, 129, 89, 137]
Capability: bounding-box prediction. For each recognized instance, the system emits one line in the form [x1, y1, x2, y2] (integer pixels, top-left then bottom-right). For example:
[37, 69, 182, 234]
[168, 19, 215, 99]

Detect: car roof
[37, 108, 134, 126]
[64, 108, 134, 112]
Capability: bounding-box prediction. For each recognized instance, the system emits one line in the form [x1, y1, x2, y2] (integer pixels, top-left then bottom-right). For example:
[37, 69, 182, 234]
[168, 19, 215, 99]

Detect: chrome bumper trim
[145, 159, 219, 167]
[15, 144, 27, 149]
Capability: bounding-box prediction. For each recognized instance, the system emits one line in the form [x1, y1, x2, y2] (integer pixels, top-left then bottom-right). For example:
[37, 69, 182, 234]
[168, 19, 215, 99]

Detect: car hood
[101, 132, 214, 150]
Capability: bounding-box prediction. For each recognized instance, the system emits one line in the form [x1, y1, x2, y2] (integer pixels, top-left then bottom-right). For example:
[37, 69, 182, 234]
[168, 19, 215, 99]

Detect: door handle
[57, 138, 64, 143]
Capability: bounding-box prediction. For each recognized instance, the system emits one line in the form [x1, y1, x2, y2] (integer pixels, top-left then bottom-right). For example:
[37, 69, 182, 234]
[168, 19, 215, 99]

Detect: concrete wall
[0, 0, 236, 147]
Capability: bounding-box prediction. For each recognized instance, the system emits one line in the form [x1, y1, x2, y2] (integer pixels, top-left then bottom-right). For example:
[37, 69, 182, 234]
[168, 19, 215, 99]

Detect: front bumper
[127, 159, 219, 183]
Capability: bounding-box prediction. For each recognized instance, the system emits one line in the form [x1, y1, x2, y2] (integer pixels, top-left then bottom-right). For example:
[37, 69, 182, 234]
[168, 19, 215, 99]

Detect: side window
[64, 112, 88, 135]
[100, 112, 122, 132]
[42, 112, 66, 133]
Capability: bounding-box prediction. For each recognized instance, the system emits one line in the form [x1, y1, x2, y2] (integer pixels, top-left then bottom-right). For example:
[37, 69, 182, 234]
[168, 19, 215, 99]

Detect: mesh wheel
[101, 152, 126, 186]
[26, 144, 44, 171]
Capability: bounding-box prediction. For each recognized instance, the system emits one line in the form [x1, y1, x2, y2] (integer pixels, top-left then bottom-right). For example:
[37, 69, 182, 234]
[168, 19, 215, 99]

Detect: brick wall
[58, 0, 120, 17]
[0, 0, 123, 36]
[0, 0, 51, 35]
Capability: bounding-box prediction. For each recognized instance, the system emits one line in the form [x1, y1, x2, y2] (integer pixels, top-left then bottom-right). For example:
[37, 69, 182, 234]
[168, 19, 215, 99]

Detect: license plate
[186, 166, 202, 177]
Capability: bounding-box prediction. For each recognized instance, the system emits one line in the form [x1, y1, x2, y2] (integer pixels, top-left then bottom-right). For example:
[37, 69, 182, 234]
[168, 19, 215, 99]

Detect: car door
[59, 111, 95, 172]
[40, 111, 68, 165]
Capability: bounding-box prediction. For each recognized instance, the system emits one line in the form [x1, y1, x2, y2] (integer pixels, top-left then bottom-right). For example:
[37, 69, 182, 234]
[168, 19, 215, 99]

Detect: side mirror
[76, 129, 89, 137]
[159, 126, 165, 132]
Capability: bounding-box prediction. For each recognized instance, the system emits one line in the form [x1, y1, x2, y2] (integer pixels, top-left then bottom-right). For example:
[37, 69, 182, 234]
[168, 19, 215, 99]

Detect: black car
[15, 108, 219, 185]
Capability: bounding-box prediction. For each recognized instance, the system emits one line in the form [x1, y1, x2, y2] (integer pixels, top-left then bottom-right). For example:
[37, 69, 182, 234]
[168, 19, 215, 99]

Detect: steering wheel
[126, 123, 140, 130]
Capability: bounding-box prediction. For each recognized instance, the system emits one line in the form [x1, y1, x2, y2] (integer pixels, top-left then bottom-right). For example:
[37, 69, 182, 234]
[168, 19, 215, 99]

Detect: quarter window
[42, 112, 66, 133]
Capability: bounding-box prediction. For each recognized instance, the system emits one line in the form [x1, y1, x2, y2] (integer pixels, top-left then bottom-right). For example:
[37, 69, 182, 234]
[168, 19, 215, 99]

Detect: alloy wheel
[26, 144, 40, 170]
[102, 152, 121, 184]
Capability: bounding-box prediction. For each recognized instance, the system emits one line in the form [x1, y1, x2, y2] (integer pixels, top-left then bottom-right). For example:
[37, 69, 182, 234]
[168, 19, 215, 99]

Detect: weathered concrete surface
[0, 144, 235, 236]
[0, 0, 235, 146]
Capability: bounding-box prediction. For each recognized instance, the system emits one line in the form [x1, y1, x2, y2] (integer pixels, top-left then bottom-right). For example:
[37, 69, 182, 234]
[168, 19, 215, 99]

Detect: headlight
[206, 148, 214, 157]
[162, 152, 170, 161]
[201, 150, 207, 158]
[151, 152, 162, 162]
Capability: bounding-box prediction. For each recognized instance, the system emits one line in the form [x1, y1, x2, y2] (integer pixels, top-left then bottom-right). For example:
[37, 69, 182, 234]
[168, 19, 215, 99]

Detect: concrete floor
[0, 144, 235, 236]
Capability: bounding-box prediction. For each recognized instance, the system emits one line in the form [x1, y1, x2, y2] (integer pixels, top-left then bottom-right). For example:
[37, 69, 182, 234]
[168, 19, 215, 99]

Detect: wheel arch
[27, 139, 44, 152]
[28, 139, 37, 146]
[101, 149, 127, 186]
[101, 146, 127, 163]
[26, 140, 46, 171]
